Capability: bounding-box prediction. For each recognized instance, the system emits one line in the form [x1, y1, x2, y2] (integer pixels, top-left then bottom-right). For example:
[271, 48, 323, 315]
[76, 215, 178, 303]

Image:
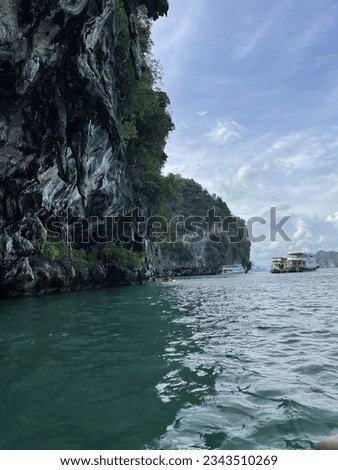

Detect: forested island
[0, 0, 250, 298]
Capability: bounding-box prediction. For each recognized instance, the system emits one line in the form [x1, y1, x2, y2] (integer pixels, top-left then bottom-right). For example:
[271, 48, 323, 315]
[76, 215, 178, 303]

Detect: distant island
[315, 251, 338, 268]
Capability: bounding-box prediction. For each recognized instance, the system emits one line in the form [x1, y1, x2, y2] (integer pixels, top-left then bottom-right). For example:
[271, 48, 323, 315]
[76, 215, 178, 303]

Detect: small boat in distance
[222, 264, 245, 274]
[270, 252, 319, 273]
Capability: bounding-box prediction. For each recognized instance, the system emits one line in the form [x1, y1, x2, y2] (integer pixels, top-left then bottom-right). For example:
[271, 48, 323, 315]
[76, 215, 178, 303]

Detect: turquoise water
[1, 270, 338, 450]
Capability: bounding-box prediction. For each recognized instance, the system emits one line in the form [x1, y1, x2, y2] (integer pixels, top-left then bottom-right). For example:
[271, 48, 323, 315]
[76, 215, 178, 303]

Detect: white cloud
[207, 120, 245, 146]
[152, 1, 203, 54]
[154, 0, 338, 266]
[250, 211, 338, 267]
[293, 219, 312, 241]
[268, 133, 304, 152]
[291, 14, 336, 56]
[232, 29, 267, 61]
[163, 119, 338, 265]
[326, 212, 338, 228]
[233, 165, 253, 186]
[231, 1, 289, 62]
[152, 0, 206, 82]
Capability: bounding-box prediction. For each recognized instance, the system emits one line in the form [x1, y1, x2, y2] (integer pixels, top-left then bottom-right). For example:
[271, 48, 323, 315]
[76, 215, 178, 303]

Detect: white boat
[270, 252, 319, 273]
[222, 264, 245, 274]
[286, 252, 319, 271]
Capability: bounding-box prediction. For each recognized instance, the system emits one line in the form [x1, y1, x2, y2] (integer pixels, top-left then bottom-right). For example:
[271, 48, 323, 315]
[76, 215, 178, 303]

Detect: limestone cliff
[158, 177, 251, 277]
[0, 1, 251, 298]
[0, 0, 168, 297]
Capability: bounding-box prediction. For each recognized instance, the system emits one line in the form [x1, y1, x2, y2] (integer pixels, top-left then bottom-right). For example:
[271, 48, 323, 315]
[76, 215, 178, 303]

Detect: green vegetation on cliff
[98, 246, 145, 270]
[115, 1, 176, 210]
[113, 5, 251, 275]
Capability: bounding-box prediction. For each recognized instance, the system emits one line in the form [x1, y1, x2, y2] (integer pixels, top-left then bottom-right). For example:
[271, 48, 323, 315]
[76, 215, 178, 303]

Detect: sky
[151, 0, 338, 267]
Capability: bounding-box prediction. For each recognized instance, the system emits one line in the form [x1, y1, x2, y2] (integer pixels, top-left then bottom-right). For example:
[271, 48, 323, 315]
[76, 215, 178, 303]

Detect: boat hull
[270, 267, 319, 273]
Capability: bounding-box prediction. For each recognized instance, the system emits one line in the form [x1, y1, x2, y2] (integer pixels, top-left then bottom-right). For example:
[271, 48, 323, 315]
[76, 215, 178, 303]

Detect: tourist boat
[222, 264, 245, 274]
[270, 257, 287, 273]
[270, 252, 319, 273]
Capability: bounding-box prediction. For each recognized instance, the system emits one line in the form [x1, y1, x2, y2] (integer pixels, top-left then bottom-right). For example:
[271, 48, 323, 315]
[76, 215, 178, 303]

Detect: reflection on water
[1, 270, 338, 449]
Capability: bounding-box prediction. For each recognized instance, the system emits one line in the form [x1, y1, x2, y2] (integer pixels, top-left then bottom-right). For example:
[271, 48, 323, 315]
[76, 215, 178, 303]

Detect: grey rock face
[0, 0, 168, 297]
[315, 250, 338, 269]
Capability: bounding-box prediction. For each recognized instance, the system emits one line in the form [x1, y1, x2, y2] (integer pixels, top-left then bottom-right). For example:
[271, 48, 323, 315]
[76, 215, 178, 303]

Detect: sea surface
[1, 269, 338, 450]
